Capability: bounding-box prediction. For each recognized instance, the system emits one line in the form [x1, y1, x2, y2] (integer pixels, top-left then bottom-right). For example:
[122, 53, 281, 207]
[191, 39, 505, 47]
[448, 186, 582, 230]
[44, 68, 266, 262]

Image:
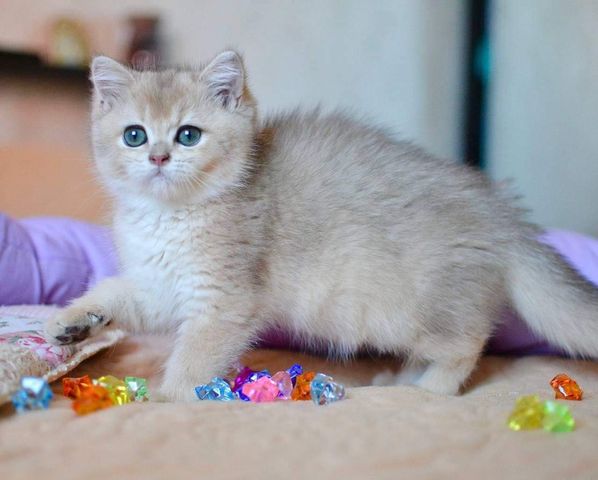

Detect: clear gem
[272, 371, 293, 399]
[310, 373, 345, 405]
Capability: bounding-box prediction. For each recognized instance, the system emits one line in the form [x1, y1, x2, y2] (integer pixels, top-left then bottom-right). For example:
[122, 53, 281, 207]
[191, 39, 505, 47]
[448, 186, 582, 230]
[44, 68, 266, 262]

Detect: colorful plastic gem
[247, 370, 270, 382]
[94, 375, 131, 405]
[12, 377, 53, 413]
[62, 375, 94, 399]
[287, 364, 303, 386]
[195, 377, 236, 401]
[125, 376, 150, 402]
[543, 400, 575, 433]
[232, 367, 254, 392]
[310, 373, 346, 405]
[291, 371, 316, 401]
[272, 371, 293, 399]
[550, 373, 583, 401]
[72, 385, 114, 415]
[241, 376, 280, 402]
[507, 395, 545, 431]
[233, 368, 271, 401]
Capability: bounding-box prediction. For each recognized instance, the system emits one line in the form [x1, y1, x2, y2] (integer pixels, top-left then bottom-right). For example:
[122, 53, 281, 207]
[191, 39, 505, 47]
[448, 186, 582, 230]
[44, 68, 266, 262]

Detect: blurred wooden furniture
[0, 50, 107, 223]
[0, 145, 109, 223]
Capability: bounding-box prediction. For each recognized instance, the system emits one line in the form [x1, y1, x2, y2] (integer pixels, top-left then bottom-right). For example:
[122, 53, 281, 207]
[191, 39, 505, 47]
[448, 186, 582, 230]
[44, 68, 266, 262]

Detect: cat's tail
[507, 240, 598, 357]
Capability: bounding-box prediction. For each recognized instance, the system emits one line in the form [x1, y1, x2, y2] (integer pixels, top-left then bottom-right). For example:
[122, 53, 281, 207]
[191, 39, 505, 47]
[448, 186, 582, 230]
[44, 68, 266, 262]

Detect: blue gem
[195, 377, 236, 401]
[12, 376, 53, 413]
[310, 373, 345, 406]
[287, 364, 303, 386]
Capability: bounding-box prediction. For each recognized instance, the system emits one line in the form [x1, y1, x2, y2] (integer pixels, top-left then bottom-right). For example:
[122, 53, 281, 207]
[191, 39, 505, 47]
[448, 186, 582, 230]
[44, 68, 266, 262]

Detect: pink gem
[241, 377, 279, 402]
[271, 371, 293, 399]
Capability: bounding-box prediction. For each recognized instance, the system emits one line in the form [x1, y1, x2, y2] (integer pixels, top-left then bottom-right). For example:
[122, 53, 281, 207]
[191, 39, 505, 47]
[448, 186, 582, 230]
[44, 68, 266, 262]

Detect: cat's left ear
[90, 56, 134, 109]
[201, 50, 246, 110]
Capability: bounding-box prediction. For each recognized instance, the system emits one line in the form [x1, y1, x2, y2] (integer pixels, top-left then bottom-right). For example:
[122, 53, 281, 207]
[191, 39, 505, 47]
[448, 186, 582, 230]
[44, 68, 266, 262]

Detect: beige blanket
[2, 335, 598, 479]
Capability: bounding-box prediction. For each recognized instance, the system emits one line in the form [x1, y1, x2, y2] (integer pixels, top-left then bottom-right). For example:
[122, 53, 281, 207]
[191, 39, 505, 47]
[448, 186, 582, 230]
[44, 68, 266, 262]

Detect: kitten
[46, 50, 598, 401]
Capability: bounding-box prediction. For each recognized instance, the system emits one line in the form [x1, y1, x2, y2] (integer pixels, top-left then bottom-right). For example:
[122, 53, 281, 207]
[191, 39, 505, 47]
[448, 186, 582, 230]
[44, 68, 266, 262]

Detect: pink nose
[149, 153, 170, 166]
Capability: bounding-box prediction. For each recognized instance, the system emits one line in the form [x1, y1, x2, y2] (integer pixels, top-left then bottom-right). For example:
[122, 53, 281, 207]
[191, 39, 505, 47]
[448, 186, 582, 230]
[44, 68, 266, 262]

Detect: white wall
[0, 0, 466, 159]
[487, 0, 598, 236]
[161, 0, 467, 159]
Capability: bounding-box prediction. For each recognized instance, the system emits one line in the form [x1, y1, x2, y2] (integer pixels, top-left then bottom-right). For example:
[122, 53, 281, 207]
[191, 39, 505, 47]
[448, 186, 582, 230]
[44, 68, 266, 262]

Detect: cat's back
[259, 109, 517, 233]
[262, 109, 416, 194]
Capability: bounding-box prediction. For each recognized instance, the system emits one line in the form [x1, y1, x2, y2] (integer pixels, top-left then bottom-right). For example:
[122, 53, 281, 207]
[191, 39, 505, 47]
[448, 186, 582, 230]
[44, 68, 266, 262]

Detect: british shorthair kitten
[46, 50, 598, 401]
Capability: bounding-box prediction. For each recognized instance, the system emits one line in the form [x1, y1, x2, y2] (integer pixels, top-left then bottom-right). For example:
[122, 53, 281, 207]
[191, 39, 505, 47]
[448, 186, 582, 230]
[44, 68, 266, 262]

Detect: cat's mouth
[143, 168, 172, 188]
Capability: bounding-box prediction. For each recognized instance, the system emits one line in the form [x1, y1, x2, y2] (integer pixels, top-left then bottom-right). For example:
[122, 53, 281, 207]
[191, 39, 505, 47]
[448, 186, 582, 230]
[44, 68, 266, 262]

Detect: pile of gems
[11, 364, 346, 414]
[195, 364, 346, 405]
[507, 373, 583, 433]
[12, 369, 581, 423]
[11, 374, 149, 415]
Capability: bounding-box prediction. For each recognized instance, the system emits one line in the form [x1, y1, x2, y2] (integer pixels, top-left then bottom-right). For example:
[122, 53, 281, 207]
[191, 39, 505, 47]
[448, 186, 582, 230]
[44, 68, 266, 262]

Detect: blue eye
[123, 126, 147, 147]
[176, 125, 202, 146]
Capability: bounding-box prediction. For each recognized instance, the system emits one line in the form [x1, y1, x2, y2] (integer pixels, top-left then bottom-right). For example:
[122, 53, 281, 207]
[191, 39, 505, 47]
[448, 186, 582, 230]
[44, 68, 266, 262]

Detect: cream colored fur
[45, 51, 598, 401]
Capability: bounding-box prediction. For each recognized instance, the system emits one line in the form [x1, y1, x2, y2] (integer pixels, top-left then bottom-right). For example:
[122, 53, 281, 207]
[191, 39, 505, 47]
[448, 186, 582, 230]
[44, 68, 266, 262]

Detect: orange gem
[72, 385, 114, 415]
[291, 371, 316, 401]
[62, 375, 94, 399]
[550, 373, 583, 401]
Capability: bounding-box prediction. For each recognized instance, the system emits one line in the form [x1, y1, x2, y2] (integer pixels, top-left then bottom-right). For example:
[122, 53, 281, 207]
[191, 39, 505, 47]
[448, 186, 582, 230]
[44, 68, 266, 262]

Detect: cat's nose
[149, 153, 171, 167]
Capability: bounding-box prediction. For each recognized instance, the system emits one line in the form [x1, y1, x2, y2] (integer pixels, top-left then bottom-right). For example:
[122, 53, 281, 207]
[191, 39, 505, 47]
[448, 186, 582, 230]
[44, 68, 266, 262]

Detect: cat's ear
[90, 56, 133, 108]
[201, 50, 246, 110]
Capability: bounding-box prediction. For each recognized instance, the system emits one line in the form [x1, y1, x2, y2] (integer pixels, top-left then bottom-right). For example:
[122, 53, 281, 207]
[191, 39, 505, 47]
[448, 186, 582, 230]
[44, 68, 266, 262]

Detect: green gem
[125, 376, 150, 402]
[507, 395, 544, 431]
[543, 400, 575, 433]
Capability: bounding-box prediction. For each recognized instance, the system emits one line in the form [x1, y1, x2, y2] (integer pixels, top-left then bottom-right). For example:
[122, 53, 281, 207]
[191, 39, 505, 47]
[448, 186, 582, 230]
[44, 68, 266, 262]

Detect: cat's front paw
[45, 305, 109, 345]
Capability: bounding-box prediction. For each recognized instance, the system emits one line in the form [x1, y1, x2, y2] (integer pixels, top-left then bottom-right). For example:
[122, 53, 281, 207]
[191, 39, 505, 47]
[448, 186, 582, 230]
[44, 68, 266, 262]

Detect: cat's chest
[116, 209, 215, 320]
[121, 213, 201, 271]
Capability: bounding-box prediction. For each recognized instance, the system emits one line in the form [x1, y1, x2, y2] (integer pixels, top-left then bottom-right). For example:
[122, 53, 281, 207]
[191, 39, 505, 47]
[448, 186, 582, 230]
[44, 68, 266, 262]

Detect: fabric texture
[1, 328, 598, 479]
[0, 305, 125, 405]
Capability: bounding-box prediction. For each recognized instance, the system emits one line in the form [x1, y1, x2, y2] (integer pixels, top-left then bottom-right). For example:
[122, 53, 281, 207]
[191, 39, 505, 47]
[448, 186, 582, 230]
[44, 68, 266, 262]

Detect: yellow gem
[507, 395, 544, 431]
[95, 375, 131, 405]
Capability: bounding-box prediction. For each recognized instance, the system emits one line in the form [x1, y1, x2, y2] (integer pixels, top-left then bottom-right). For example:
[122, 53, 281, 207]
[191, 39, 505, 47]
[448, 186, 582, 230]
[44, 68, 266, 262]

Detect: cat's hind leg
[402, 261, 503, 395]
[412, 276, 502, 394]
[414, 348, 484, 395]
[371, 352, 481, 395]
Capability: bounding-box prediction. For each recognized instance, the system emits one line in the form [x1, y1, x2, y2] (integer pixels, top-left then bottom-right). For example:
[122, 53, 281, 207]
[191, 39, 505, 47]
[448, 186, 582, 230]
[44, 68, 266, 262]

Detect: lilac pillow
[2, 213, 597, 356]
[0, 214, 117, 306]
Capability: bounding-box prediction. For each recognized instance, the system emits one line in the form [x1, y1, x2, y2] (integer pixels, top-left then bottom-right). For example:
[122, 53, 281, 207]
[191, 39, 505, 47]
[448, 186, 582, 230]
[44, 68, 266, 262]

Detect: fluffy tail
[507, 240, 598, 357]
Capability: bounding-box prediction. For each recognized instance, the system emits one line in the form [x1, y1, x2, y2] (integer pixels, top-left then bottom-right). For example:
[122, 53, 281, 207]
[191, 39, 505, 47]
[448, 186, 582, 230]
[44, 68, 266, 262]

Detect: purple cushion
[0, 214, 117, 306]
[486, 230, 598, 356]
[2, 213, 597, 356]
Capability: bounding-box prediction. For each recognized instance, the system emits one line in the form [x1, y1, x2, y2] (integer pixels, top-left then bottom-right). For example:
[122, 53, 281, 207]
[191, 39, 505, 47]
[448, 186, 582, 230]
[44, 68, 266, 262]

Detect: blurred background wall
[487, 0, 598, 236]
[0, 0, 465, 222]
[0, 0, 597, 236]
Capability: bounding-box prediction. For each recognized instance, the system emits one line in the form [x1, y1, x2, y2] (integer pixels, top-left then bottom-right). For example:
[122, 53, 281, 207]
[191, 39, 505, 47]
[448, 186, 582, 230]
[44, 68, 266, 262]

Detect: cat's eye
[175, 125, 202, 147]
[123, 126, 148, 147]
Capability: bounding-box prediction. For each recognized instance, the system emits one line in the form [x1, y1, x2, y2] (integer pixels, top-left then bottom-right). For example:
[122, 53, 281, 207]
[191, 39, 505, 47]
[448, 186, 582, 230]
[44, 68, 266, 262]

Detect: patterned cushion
[0, 305, 124, 406]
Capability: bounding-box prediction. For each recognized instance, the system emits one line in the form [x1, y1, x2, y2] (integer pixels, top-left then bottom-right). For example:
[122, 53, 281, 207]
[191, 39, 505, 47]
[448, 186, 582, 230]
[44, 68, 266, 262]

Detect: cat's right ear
[90, 56, 133, 110]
